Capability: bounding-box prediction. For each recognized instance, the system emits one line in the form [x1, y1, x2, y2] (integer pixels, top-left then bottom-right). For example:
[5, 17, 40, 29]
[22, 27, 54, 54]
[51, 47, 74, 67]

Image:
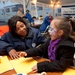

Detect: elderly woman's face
[16, 21, 27, 37]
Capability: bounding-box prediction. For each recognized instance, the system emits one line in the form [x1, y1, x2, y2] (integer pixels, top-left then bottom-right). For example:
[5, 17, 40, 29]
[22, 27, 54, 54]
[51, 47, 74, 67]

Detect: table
[31, 19, 43, 29]
[0, 56, 63, 75]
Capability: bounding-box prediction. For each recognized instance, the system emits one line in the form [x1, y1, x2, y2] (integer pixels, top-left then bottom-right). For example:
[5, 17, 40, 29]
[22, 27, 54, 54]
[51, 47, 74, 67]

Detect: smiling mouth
[21, 31, 25, 34]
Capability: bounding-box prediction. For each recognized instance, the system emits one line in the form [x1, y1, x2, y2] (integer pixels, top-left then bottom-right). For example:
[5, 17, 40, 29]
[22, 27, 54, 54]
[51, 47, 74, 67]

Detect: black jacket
[25, 38, 75, 73]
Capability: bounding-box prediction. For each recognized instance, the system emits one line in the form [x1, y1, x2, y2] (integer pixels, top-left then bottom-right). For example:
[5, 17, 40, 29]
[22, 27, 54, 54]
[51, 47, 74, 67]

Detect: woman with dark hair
[0, 16, 46, 59]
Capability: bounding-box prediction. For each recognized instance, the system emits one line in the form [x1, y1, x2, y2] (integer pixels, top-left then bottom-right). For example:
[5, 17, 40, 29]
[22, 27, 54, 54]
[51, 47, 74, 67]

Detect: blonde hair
[53, 16, 72, 38]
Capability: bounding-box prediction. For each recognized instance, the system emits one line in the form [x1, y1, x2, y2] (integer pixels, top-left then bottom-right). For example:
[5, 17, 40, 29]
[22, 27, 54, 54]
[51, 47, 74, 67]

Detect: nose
[20, 27, 25, 31]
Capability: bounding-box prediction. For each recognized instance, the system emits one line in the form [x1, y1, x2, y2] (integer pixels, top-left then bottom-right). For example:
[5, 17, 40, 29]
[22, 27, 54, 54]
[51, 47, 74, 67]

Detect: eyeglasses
[48, 26, 56, 33]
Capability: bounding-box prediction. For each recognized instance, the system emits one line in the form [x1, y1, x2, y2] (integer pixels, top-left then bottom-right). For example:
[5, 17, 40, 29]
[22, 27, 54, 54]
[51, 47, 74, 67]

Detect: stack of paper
[0, 56, 13, 74]
[10, 57, 37, 74]
[62, 68, 75, 75]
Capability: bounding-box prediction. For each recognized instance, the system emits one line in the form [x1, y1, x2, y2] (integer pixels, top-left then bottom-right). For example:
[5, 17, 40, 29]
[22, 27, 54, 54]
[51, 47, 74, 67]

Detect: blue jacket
[39, 16, 50, 32]
[25, 13, 32, 22]
[0, 27, 46, 55]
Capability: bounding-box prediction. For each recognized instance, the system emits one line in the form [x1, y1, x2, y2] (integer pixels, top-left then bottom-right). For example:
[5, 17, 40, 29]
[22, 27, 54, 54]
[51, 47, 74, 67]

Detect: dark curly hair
[8, 16, 29, 36]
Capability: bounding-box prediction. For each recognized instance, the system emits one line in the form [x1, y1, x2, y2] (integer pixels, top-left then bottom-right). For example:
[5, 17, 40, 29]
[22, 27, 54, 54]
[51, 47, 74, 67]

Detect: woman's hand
[18, 51, 27, 57]
[32, 64, 38, 73]
[8, 49, 19, 59]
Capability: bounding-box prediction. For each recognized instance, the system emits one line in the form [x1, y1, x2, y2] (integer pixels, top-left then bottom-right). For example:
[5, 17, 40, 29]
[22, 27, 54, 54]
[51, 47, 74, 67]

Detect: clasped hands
[8, 49, 27, 59]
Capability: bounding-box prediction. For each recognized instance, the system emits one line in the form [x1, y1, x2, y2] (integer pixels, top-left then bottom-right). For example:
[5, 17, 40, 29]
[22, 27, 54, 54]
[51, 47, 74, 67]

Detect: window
[12, 7, 17, 12]
[37, 6, 43, 10]
[58, 8, 61, 13]
[5, 8, 10, 13]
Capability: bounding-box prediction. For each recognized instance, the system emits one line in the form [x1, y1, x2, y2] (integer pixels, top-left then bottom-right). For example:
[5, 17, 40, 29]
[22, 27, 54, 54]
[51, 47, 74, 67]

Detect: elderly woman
[0, 16, 46, 59]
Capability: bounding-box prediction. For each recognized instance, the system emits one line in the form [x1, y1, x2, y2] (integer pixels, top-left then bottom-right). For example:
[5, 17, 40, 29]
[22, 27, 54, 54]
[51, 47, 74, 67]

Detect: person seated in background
[23, 10, 32, 23]
[19, 17, 75, 73]
[16, 7, 25, 17]
[31, 16, 36, 26]
[39, 15, 43, 20]
[0, 16, 46, 59]
[50, 16, 53, 23]
[39, 14, 52, 33]
[16, 8, 30, 25]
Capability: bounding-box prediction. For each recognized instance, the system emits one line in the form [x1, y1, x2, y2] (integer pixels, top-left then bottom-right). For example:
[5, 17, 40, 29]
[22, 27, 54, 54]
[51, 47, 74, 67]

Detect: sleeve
[0, 33, 14, 55]
[25, 44, 46, 57]
[37, 46, 74, 73]
[25, 39, 49, 57]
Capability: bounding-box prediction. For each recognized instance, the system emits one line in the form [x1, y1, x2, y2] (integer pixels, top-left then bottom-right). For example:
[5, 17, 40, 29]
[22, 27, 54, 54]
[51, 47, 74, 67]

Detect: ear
[58, 30, 64, 36]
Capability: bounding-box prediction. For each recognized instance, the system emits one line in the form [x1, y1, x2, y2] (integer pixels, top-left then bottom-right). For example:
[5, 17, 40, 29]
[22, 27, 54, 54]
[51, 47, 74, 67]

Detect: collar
[26, 28, 33, 39]
[48, 37, 74, 48]
[10, 27, 33, 41]
[58, 37, 74, 47]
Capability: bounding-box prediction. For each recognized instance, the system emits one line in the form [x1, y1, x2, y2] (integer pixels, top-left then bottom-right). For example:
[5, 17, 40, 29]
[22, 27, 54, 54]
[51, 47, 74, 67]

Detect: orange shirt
[0, 25, 9, 36]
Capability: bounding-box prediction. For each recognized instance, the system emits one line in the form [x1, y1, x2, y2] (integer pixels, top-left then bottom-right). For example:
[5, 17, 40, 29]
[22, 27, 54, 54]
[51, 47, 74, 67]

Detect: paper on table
[62, 68, 75, 75]
[0, 56, 13, 74]
[10, 57, 37, 73]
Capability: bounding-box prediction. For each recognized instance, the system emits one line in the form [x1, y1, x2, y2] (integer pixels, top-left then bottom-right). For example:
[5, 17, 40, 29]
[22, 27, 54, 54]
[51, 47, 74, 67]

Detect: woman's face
[48, 20, 63, 40]
[16, 21, 27, 37]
